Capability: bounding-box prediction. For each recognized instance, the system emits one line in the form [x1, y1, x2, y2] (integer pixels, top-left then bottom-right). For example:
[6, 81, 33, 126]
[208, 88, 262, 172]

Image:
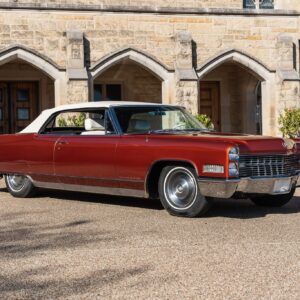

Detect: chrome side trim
[31, 179, 147, 198]
[26, 173, 144, 183]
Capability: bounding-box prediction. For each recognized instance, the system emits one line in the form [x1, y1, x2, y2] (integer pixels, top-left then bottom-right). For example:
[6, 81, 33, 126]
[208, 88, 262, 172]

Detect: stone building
[0, 0, 299, 135]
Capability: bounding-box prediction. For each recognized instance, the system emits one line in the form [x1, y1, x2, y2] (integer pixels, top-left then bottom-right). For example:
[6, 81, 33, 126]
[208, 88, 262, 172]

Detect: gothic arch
[197, 49, 273, 81]
[90, 48, 172, 81]
[0, 45, 63, 80]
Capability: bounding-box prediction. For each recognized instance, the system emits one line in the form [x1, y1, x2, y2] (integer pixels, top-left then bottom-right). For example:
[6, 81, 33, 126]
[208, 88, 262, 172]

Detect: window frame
[93, 82, 123, 101]
[38, 107, 120, 136]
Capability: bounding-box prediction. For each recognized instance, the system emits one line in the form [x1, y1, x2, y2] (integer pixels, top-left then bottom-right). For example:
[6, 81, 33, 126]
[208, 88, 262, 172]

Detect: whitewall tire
[5, 174, 36, 198]
[158, 166, 211, 217]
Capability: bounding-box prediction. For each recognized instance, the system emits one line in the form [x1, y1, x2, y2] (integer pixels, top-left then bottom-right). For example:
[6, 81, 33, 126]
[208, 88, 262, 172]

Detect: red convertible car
[0, 102, 299, 217]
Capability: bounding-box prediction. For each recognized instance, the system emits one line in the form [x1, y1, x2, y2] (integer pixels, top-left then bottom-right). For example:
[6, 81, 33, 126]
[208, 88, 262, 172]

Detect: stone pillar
[66, 30, 89, 103]
[276, 33, 297, 77]
[275, 33, 300, 135]
[174, 31, 198, 114]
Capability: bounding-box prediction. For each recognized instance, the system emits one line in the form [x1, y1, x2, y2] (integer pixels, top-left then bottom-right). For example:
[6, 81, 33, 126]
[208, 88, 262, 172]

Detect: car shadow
[1, 183, 300, 218]
[206, 194, 300, 219]
[40, 189, 165, 211]
[40, 189, 300, 218]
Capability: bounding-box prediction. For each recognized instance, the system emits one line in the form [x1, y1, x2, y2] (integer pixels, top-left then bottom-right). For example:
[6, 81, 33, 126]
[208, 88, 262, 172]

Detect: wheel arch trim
[145, 159, 199, 197]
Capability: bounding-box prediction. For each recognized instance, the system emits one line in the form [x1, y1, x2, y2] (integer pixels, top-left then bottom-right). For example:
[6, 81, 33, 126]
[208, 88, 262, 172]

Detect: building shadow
[0, 213, 106, 260]
[0, 264, 151, 299]
[0, 208, 151, 298]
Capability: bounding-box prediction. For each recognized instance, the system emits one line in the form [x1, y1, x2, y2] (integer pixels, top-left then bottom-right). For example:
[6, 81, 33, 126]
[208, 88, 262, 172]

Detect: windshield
[113, 106, 207, 134]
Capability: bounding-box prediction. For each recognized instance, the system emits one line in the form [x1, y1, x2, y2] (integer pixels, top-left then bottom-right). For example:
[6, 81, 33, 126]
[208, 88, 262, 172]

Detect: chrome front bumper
[198, 175, 299, 198]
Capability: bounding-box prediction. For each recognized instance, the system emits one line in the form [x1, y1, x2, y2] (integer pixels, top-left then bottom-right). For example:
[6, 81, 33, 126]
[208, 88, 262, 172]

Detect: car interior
[40, 109, 115, 135]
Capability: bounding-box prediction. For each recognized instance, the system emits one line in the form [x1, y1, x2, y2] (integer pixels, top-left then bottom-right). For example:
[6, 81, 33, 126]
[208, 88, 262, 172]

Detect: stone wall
[276, 0, 300, 11]
[2, 0, 300, 11]
[0, 4, 299, 135]
[0, 10, 298, 72]
[66, 80, 89, 104]
[0, 0, 243, 9]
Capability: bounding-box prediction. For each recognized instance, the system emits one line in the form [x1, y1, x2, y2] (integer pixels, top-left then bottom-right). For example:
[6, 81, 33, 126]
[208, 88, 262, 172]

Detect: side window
[55, 111, 87, 128]
[41, 109, 116, 135]
[42, 111, 87, 134]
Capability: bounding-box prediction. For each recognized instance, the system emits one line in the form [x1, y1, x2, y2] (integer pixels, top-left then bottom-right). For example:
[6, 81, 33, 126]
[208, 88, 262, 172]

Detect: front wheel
[5, 174, 36, 198]
[250, 188, 295, 207]
[158, 166, 211, 217]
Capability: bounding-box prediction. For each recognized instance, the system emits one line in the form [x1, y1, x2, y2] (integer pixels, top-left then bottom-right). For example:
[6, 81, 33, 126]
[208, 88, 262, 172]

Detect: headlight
[229, 147, 239, 161]
[229, 162, 239, 177]
[228, 146, 239, 177]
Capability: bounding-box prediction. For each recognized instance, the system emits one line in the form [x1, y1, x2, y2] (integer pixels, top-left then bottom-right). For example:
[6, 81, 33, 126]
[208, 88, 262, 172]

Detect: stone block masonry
[0, 1, 298, 136]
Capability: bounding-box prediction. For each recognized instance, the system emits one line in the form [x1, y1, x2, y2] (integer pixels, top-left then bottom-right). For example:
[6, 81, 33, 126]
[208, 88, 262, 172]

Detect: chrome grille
[239, 154, 298, 178]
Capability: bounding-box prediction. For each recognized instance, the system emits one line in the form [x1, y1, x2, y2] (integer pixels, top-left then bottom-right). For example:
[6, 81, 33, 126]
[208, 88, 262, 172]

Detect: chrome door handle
[57, 140, 68, 145]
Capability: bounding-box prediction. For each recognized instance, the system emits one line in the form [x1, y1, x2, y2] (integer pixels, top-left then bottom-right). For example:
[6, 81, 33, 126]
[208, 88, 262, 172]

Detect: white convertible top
[20, 101, 172, 133]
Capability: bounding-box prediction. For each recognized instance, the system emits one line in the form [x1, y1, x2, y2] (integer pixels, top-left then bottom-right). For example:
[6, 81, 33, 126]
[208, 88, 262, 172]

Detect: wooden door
[0, 83, 9, 134]
[10, 82, 38, 133]
[199, 81, 221, 131]
[0, 82, 38, 134]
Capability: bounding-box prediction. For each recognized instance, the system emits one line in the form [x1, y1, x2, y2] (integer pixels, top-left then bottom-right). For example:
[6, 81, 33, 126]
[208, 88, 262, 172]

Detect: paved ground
[0, 179, 300, 299]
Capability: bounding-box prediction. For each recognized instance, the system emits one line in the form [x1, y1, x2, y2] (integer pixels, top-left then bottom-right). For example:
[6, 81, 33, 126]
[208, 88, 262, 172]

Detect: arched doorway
[0, 59, 54, 133]
[198, 50, 274, 135]
[90, 48, 172, 104]
[93, 59, 162, 103]
[0, 46, 64, 133]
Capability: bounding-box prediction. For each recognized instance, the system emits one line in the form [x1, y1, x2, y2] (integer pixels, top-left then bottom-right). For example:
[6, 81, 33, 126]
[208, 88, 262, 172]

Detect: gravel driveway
[0, 180, 299, 299]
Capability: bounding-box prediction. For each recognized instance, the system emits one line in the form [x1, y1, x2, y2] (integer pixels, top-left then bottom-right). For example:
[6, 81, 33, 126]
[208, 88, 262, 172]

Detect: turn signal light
[203, 165, 224, 174]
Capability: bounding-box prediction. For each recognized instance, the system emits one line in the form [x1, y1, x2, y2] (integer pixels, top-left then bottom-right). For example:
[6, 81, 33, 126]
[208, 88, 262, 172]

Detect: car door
[26, 134, 61, 182]
[53, 109, 119, 188]
[0, 133, 58, 179]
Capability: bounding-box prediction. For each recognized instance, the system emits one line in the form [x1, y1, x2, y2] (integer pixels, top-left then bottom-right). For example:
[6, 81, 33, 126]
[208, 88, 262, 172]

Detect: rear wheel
[158, 166, 211, 217]
[250, 188, 295, 207]
[5, 174, 36, 198]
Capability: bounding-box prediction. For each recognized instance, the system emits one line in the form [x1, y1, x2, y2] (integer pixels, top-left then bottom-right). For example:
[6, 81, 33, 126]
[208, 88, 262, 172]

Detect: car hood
[147, 131, 295, 154]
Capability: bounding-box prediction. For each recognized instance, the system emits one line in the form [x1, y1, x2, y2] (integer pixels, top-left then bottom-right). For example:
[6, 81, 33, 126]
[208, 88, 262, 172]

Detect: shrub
[58, 112, 86, 127]
[278, 108, 300, 138]
[194, 114, 214, 130]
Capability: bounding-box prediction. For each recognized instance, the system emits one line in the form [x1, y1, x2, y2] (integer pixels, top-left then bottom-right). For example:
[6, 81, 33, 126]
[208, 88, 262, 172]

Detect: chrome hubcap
[7, 175, 27, 192]
[164, 168, 197, 210]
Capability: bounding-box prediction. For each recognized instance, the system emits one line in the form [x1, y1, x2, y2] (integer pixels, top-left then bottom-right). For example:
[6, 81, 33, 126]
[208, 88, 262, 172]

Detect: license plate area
[273, 178, 291, 194]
